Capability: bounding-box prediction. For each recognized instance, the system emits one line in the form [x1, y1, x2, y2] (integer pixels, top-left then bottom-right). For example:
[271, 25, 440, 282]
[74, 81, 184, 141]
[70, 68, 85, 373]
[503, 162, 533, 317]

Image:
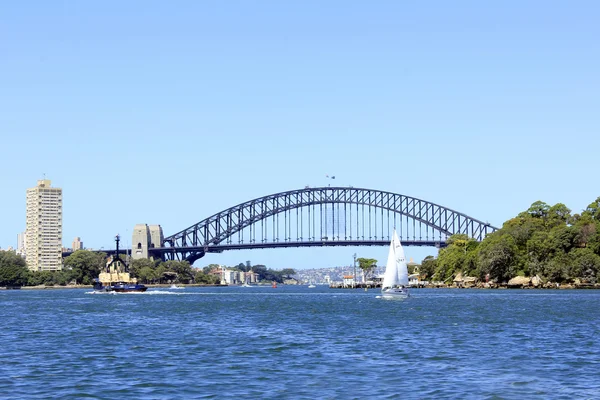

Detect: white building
[17, 232, 26, 258]
[25, 179, 63, 271]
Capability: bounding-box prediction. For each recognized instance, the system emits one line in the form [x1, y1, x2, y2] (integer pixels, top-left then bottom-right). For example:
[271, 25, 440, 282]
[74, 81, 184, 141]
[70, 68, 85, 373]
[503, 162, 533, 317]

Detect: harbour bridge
[147, 187, 498, 263]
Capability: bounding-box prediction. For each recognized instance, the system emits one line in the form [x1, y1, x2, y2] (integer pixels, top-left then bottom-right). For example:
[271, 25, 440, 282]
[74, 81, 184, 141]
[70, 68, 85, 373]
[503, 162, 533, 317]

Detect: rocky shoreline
[329, 275, 600, 290]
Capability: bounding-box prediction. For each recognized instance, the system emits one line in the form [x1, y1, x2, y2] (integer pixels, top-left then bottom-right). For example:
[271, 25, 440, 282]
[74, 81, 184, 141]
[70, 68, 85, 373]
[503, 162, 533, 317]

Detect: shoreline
[5, 283, 228, 290]
[4, 284, 598, 291]
[329, 284, 600, 290]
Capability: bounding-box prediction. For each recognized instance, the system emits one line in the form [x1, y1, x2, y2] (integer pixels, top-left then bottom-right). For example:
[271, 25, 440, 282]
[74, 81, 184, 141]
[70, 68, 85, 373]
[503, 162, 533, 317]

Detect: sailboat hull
[381, 287, 409, 299]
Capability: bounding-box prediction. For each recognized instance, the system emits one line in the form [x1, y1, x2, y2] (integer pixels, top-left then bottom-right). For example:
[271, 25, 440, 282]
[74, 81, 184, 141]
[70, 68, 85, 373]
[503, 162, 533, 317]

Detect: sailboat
[381, 229, 409, 299]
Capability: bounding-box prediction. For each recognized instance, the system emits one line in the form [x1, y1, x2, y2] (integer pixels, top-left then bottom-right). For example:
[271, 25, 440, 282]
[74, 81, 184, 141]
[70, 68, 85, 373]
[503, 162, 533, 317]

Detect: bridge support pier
[131, 224, 164, 260]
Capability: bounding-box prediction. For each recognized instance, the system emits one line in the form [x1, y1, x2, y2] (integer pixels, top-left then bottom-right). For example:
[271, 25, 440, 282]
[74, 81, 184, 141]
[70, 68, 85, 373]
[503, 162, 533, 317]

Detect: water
[1, 287, 599, 399]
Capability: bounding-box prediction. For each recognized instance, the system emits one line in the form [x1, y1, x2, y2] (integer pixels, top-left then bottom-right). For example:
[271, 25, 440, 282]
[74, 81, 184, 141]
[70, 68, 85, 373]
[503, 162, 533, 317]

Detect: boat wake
[85, 290, 187, 295]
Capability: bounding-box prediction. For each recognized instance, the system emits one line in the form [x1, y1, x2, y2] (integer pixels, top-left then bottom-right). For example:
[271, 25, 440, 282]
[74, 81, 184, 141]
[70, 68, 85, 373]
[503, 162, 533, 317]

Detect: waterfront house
[342, 275, 354, 288]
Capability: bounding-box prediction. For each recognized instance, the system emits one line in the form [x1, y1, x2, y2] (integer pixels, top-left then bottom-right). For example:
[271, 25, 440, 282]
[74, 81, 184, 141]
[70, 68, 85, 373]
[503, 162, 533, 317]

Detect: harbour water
[1, 286, 599, 399]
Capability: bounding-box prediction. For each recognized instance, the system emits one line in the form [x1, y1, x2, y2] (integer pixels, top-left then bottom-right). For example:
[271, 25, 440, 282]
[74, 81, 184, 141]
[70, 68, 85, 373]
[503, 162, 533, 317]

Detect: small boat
[381, 229, 409, 299]
[308, 284, 316, 288]
[241, 283, 251, 287]
[93, 235, 147, 293]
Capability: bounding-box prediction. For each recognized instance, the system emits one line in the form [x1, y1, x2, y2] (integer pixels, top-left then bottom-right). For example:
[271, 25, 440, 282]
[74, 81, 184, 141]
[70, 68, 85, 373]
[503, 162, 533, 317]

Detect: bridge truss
[154, 187, 497, 263]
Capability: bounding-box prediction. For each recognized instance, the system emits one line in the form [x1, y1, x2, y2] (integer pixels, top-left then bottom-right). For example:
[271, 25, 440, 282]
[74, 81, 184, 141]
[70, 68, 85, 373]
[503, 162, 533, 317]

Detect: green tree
[356, 257, 377, 281]
[63, 250, 106, 285]
[477, 233, 519, 282]
[281, 268, 296, 278]
[137, 266, 156, 284]
[194, 270, 219, 284]
[129, 258, 157, 279]
[526, 200, 551, 219]
[203, 264, 221, 274]
[569, 248, 600, 283]
[159, 260, 194, 283]
[154, 264, 167, 284]
[434, 245, 465, 282]
[583, 197, 600, 221]
[420, 256, 437, 280]
[0, 251, 29, 287]
[432, 234, 480, 281]
[28, 271, 54, 286]
[547, 203, 571, 228]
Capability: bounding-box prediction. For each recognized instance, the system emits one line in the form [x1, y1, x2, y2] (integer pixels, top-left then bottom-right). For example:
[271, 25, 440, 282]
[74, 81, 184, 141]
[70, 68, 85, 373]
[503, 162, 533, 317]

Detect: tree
[477, 233, 519, 282]
[356, 258, 377, 281]
[547, 203, 571, 227]
[159, 260, 194, 283]
[420, 256, 437, 280]
[526, 201, 551, 219]
[203, 264, 221, 274]
[432, 234, 480, 281]
[0, 251, 29, 287]
[569, 248, 600, 283]
[28, 271, 54, 286]
[129, 258, 157, 279]
[63, 250, 106, 285]
[281, 268, 296, 278]
[137, 266, 157, 284]
[583, 197, 600, 221]
[154, 264, 166, 284]
[434, 245, 465, 282]
[194, 270, 219, 284]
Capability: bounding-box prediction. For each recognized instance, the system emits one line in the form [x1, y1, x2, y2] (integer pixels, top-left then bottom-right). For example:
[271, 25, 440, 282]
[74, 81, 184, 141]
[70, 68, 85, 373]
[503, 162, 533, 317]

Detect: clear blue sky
[1, 1, 598, 270]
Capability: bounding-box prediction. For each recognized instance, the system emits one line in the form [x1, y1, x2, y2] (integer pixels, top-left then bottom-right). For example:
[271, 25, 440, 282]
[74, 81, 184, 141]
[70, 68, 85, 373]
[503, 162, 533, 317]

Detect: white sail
[382, 233, 398, 289]
[394, 230, 409, 286]
[382, 230, 409, 289]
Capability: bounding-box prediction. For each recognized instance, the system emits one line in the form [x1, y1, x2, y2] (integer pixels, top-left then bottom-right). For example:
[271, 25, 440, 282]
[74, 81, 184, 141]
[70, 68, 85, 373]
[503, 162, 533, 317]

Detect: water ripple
[1, 287, 600, 398]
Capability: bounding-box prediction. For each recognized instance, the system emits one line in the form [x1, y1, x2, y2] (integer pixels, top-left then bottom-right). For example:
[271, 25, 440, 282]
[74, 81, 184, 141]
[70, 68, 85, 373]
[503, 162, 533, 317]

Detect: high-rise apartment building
[25, 179, 63, 271]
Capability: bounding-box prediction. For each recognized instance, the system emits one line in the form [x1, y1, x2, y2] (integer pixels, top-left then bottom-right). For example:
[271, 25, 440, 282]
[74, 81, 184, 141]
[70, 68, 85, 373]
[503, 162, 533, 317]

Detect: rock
[531, 275, 541, 287]
[453, 272, 463, 283]
[463, 276, 477, 288]
[507, 276, 531, 287]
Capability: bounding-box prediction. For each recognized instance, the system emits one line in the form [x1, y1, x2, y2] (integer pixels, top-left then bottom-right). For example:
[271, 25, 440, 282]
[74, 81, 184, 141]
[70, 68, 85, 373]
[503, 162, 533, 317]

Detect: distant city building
[25, 179, 63, 271]
[72, 237, 83, 251]
[17, 232, 26, 258]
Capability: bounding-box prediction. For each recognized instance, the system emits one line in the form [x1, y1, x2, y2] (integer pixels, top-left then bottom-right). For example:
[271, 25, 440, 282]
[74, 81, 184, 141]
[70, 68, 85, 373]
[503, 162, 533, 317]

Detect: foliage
[424, 196, 600, 284]
[431, 234, 479, 281]
[419, 256, 437, 279]
[356, 257, 377, 280]
[129, 258, 157, 280]
[0, 251, 29, 286]
[194, 270, 219, 284]
[281, 268, 296, 278]
[160, 260, 194, 283]
[63, 250, 107, 285]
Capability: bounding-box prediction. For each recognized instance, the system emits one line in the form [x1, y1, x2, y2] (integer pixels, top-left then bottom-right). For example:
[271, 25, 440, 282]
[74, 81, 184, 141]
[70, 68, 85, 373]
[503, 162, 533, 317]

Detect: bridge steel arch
[155, 187, 498, 263]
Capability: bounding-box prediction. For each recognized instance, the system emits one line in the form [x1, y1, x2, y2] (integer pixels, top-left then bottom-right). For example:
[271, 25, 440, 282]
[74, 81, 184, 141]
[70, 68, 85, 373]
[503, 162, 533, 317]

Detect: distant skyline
[1, 1, 598, 269]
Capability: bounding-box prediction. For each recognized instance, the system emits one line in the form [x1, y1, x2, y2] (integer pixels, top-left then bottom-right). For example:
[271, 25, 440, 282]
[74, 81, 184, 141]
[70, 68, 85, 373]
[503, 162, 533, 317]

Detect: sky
[1, 1, 598, 270]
